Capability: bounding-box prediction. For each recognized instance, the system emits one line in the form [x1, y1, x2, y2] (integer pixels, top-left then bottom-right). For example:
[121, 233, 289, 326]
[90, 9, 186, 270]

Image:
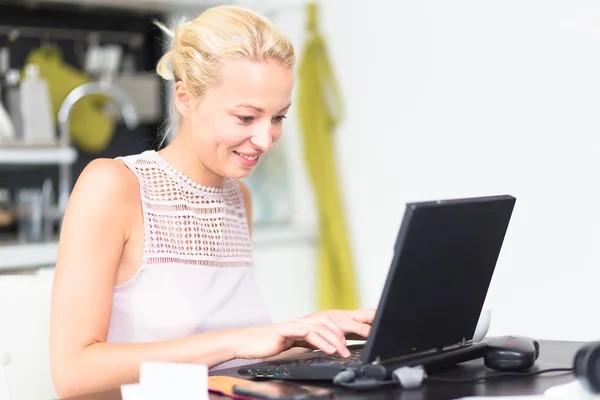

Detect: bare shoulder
[60, 158, 140, 243]
[74, 158, 138, 198]
[235, 179, 253, 236]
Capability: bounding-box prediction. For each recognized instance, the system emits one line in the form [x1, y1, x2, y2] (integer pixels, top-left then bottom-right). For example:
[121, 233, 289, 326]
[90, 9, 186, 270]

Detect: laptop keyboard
[268, 347, 364, 367]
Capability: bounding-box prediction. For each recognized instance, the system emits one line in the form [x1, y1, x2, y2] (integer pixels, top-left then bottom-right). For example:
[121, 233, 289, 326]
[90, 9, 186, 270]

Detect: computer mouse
[484, 335, 540, 372]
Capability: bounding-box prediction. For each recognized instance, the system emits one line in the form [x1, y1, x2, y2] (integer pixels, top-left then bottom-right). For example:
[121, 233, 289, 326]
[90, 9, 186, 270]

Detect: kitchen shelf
[0, 239, 59, 271]
[0, 145, 78, 165]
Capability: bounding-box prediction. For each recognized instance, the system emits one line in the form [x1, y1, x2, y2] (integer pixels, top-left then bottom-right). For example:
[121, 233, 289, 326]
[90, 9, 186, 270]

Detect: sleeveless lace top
[106, 150, 272, 370]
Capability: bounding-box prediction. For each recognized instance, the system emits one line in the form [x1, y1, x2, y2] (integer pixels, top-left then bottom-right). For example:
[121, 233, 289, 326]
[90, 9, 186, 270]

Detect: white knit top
[106, 150, 272, 370]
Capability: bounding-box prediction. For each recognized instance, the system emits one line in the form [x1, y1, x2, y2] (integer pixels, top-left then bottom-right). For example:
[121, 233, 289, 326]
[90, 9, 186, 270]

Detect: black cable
[334, 367, 574, 390]
[425, 367, 574, 384]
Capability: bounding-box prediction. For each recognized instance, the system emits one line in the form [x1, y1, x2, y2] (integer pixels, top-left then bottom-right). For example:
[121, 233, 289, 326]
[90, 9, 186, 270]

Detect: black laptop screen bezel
[361, 195, 516, 364]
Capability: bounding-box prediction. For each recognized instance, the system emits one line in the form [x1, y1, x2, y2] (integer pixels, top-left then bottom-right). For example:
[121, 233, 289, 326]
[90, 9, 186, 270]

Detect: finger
[279, 323, 309, 339]
[317, 317, 346, 341]
[351, 308, 377, 324]
[303, 330, 339, 356]
[344, 320, 371, 339]
[293, 340, 318, 351]
[309, 323, 350, 357]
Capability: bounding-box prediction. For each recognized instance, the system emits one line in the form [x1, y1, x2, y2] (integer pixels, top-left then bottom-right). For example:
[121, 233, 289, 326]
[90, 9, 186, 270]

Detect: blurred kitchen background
[0, 3, 327, 396]
[0, 1, 164, 255]
[3, 0, 600, 398]
[0, 0, 321, 320]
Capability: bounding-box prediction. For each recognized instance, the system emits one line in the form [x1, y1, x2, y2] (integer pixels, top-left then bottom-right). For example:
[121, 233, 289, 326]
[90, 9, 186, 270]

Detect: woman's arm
[50, 162, 352, 398]
[49, 159, 239, 398]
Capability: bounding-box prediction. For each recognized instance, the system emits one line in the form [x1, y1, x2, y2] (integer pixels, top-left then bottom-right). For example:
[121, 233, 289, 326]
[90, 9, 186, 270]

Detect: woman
[49, 5, 374, 398]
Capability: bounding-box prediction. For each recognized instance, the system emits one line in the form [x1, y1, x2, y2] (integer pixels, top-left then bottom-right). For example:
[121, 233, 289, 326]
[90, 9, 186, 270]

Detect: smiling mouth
[234, 151, 260, 161]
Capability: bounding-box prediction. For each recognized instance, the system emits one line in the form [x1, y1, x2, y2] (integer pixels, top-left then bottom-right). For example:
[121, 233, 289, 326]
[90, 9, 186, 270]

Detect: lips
[234, 151, 260, 161]
[234, 151, 261, 167]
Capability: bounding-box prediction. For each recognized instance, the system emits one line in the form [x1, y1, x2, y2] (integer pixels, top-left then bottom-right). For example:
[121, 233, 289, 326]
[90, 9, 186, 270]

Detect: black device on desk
[239, 194, 517, 382]
[484, 335, 540, 371]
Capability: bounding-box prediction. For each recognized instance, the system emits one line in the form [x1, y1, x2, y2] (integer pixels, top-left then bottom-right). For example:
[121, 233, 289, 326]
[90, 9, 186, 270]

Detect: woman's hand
[230, 308, 376, 361]
[306, 308, 377, 341]
[231, 314, 351, 360]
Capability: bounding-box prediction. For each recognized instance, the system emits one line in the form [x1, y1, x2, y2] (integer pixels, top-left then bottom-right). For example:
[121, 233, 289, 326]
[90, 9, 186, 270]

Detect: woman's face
[175, 59, 294, 180]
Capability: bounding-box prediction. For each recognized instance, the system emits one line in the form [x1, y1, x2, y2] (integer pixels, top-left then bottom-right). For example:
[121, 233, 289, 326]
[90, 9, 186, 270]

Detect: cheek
[213, 122, 252, 148]
[271, 125, 283, 144]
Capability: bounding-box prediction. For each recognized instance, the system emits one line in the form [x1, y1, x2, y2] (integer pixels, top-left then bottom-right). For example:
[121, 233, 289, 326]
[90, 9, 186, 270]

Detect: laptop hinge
[371, 337, 473, 365]
[443, 337, 473, 352]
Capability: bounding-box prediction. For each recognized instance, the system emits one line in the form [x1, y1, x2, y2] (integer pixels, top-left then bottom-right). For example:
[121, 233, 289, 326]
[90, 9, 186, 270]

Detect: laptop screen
[362, 195, 516, 363]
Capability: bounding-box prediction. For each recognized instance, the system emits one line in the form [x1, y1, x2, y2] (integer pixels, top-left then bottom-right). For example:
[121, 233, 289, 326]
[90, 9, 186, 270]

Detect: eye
[273, 115, 287, 123]
[237, 116, 254, 124]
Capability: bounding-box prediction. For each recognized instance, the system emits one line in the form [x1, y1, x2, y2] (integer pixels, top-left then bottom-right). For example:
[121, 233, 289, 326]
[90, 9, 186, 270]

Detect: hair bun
[155, 50, 174, 81]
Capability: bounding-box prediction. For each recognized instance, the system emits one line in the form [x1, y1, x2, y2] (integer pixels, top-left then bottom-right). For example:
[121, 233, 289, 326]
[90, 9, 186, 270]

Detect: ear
[173, 81, 195, 119]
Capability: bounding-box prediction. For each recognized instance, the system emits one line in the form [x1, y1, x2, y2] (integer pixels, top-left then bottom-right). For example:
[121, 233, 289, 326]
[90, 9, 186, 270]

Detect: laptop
[239, 194, 516, 381]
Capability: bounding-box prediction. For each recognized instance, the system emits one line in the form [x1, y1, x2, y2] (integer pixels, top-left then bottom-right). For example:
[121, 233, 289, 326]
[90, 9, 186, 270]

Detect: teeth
[237, 153, 258, 161]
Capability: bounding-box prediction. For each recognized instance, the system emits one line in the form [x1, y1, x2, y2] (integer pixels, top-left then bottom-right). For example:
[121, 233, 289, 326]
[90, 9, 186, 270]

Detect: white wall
[265, 0, 600, 341]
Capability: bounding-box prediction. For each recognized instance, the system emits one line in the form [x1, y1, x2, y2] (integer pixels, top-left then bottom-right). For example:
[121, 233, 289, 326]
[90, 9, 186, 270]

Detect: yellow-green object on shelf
[24, 45, 116, 153]
[297, 2, 359, 310]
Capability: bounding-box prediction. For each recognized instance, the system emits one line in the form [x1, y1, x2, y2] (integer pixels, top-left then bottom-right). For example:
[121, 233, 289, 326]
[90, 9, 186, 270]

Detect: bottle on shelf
[19, 63, 55, 145]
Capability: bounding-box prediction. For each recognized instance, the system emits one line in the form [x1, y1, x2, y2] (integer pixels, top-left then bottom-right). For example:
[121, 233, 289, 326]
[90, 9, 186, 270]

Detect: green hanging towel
[297, 2, 359, 310]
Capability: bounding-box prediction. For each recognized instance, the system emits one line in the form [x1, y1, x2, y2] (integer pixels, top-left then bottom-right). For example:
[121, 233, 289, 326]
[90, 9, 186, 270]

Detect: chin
[221, 154, 260, 180]
[225, 166, 254, 180]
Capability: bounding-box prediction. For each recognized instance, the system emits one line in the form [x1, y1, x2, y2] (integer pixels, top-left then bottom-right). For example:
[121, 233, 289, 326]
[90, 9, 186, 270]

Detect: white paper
[121, 383, 144, 400]
[120, 362, 209, 400]
[140, 362, 209, 400]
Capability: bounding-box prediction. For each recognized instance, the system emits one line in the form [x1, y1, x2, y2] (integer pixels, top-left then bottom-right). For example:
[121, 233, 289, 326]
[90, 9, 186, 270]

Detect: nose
[249, 123, 274, 151]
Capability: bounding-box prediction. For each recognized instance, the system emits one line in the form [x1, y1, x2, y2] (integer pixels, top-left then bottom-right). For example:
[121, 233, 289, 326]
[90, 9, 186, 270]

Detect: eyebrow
[236, 103, 292, 114]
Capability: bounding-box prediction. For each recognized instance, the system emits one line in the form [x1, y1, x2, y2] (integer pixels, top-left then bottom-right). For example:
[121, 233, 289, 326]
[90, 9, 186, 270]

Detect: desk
[66, 340, 584, 400]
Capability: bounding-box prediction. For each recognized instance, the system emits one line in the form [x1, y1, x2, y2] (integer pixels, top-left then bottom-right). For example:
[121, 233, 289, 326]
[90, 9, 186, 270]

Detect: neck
[158, 122, 226, 189]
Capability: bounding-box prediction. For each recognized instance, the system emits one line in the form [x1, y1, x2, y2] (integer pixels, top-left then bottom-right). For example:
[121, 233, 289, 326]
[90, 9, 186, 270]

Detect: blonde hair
[153, 6, 295, 145]
[155, 5, 295, 95]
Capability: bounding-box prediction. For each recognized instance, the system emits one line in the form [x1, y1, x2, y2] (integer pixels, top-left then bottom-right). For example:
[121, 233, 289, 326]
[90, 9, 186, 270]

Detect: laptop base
[239, 342, 488, 381]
